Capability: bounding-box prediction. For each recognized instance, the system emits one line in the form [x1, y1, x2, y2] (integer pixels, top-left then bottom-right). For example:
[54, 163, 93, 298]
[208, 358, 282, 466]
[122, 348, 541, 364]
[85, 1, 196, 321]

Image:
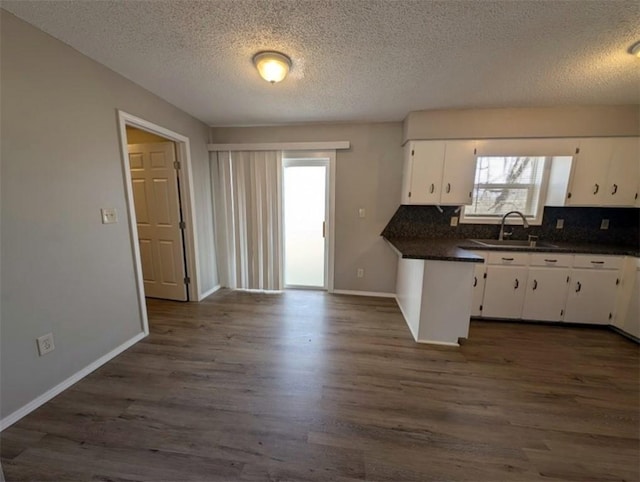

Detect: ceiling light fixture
[629, 41, 640, 57]
[253, 51, 291, 83]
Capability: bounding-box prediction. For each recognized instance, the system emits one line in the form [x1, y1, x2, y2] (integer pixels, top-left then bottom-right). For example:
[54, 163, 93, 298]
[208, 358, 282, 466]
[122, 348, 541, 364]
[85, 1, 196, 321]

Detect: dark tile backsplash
[382, 205, 640, 248]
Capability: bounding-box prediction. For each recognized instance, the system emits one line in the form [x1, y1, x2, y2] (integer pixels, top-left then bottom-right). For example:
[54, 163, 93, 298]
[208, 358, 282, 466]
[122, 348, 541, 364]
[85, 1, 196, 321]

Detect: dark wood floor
[2, 290, 639, 481]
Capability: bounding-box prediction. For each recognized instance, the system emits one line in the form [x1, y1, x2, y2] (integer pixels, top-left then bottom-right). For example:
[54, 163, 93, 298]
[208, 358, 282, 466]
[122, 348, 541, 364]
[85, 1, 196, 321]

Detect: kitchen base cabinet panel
[564, 269, 619, 324]
[522, 268, 570, 322]
[482, 266, 528, 319]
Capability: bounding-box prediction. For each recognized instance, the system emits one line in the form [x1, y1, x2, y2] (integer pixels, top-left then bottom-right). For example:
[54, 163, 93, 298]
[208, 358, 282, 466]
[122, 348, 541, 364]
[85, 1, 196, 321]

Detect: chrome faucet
[498, 211, 529, 241]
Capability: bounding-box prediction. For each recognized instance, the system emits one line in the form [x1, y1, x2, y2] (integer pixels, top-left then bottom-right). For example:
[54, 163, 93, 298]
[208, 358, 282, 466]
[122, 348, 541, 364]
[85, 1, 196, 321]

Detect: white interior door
[129, 142, 187, 301]
[283, 160, 328, 289]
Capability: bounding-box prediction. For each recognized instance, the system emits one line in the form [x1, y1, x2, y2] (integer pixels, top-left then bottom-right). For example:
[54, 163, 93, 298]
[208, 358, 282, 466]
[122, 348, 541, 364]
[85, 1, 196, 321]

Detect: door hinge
[174, 161, 181, 170]
[635, 193, 638, 200]
[575, 147, 580, 154]
[566, 275, 570, 283]
[616, 278, 620, 285]
[473, 148, 477, 155]
[184, 276, 190, 285]
[411, 150, 414, 156]
[408, 191, 412, 198]
[567, 192, 572, 199]
[479, 305, 483, 311]
[179, 221, 186, 229]
[608, 312, 613, 320]
[560, 309, 564, 317]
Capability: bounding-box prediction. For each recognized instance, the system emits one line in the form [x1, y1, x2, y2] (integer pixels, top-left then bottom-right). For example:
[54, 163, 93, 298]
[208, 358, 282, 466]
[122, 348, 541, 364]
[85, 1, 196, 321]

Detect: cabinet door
[401, 144, 413, 204]
[409, 141, 445, 204]
[604, 137, 639, 207]
[522, 268, 570, 322]
[567, 138, 611, 206]
[482, 266, 528, 319]
[564, 269, 619, 324]
[440, 141, 476, 205]
[471, 262, 486, 317]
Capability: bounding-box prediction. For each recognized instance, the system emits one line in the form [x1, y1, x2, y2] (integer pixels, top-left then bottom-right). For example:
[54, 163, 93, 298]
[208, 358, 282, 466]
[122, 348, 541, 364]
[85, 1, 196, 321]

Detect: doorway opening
[283, 153, 334, 290]
[117, 111, 201, 334]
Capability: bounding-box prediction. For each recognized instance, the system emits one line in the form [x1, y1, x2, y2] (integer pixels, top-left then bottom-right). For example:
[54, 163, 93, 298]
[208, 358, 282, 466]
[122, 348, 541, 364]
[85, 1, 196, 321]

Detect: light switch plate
[101, 208, 118, 224]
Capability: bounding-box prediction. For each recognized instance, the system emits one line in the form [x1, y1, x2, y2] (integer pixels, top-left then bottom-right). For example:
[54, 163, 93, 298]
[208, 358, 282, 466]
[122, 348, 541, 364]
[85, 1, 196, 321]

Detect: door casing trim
[116, 110, 200, 334]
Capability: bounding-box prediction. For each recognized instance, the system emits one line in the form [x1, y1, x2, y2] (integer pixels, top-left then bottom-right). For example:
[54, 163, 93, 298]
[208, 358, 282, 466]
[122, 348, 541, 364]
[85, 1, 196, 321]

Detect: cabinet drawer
[573, 255, 623, 270]
[487, 252, 529, 266]
[529, 253, 573, 268]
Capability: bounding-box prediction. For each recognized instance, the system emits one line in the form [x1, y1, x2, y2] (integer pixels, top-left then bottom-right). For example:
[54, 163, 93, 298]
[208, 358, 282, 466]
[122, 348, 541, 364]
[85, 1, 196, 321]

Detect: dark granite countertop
[384, 237, 484, 262]
[384, 236, 640, 262]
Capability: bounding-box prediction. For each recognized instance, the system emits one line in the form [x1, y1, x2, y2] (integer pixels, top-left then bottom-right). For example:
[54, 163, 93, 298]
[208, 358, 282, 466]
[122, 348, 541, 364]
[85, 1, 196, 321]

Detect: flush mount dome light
[253, 51, 291, 83]
[630, 41, 640, 57]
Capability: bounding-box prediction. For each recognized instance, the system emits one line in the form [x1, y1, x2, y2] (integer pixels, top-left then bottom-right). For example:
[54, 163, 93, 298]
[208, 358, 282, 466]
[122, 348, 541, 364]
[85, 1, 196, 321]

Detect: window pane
[466, 187, 534, 216]
[467, 156, 546, 218]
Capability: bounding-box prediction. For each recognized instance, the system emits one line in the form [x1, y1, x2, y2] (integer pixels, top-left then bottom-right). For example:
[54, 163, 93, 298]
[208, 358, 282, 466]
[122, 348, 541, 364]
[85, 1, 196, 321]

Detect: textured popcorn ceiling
[3, 0, 639, 126]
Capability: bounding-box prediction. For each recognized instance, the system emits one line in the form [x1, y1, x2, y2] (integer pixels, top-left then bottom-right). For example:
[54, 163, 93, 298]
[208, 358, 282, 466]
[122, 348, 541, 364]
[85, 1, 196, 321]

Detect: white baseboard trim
[0, 331, 146, 432]
[331, 290, 396, 298]
[417, 339, 460, 347]
[198, 284, 221, 301]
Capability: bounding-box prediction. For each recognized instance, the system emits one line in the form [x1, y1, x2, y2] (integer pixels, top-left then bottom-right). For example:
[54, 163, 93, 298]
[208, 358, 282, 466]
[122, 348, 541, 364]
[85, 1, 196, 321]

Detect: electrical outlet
[450, 217, 458, 227]
[37, 333, 55, 356]
[358, 208, 366, 218]
[101, 208, 118, 224]
[556, 219, 564, 229]
[601, 219, 609, 230]
[357, 268, 364, 278]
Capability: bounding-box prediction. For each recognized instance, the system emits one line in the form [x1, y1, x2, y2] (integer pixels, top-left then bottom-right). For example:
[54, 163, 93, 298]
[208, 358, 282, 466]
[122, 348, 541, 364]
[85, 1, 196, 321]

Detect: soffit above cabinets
[3, 1, 639, 126]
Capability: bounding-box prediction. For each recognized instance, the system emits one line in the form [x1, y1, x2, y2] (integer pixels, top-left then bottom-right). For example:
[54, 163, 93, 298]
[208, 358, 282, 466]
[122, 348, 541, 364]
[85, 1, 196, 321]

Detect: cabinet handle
[502, 257, 514, 261]
[532, 279, 538, 290]
[575, 281, 582, 293]
[590, 261, 604, 264]
[473, 276, 477, 287]
[429, 183, 435, 194]
[544, 259, 557, 263]
[612, 184, 618, 195]
[593, 183, 599, 195]
[514, 278, 519, 289]
[446, 183, 451, 193]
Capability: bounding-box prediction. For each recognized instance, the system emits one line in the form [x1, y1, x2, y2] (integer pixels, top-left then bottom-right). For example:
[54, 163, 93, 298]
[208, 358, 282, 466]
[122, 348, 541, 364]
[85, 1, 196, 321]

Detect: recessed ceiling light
[253, 51, 291, 84]
[629, 41, 640, 57]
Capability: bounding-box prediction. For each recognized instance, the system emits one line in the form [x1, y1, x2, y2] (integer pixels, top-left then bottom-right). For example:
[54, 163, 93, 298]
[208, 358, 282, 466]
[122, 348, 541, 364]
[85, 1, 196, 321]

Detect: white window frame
[461, 156, 552, 226]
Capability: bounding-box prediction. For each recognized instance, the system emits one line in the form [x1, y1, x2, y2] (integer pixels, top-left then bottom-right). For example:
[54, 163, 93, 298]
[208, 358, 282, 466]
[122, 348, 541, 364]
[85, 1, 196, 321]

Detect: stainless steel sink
[469, 239, 559, 248]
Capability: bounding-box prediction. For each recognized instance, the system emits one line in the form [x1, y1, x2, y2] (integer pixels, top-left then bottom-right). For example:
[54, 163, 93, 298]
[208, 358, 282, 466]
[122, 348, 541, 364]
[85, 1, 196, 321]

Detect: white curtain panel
[214, 150, 283, 291]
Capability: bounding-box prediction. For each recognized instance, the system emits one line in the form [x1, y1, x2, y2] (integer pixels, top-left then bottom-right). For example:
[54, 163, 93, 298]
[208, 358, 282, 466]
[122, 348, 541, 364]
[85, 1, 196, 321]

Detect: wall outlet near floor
[450, 216, 459, 227]
[556, 219, 564, 229]
[357, 268, 364, 278]
[600, 219, 609, 230]
[37, 333, 55, 356]
[358, 208, 366, 218]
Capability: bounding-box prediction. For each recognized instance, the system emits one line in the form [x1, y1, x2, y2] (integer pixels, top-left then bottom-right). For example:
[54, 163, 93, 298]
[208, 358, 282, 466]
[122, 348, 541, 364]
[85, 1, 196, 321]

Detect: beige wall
[210, 123, 404, 293]
[404, 106, 640, 143]
[125, 126, 169, 144]
[1, 11, 217, 421]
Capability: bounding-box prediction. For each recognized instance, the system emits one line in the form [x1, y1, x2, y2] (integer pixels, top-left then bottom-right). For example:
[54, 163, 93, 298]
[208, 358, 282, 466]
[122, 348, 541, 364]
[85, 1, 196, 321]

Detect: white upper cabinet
[440, 141, 477, 205]
[605, 137, 639, 207]
[401, 140, 476, 205]
[548, 137, 639, 207]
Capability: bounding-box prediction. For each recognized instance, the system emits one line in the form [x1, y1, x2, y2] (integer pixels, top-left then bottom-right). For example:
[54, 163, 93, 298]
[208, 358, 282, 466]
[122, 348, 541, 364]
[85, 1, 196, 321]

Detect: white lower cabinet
[482, 266, 528, 319]
[564, 269, 619, 324]
[521, 268, 570, 321]
[470, 253, 486, 317]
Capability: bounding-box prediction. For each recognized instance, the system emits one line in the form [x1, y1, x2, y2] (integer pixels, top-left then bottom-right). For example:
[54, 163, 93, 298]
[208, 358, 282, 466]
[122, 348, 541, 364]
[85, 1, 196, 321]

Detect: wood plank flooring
[2, 289, 639, 481]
